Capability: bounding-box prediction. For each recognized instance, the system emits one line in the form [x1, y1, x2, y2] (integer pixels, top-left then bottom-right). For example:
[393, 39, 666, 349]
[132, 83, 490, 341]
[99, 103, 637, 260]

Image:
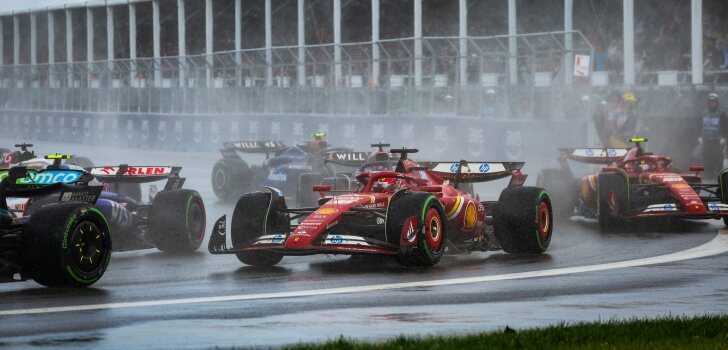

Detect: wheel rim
[537, 201, 551, 240]
[188, 198, 206, 244]
[69, 221, 107, 275]
[214, 168, 227, 189]
[424, 207, 442, 251]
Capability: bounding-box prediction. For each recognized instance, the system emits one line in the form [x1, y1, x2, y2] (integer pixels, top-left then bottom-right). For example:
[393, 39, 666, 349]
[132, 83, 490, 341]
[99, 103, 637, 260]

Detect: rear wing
[90, 165, 185, 189]
[222, 140, 287, 154]
[0, 167, 100, 206]
[425, 161, 525, 183]
[559, 148, 629, 164]
[322, 151, 372, 166]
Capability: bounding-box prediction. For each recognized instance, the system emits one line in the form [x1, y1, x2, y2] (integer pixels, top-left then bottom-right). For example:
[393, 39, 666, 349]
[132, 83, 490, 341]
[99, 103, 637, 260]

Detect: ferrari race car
[209, 148, 553, 267]
[19, 160, 206, 253]
[0, 143, 94, 169]
[537, 138, 728, 227]
[210, 138, 368, 207]
[0, 166, 112, 287]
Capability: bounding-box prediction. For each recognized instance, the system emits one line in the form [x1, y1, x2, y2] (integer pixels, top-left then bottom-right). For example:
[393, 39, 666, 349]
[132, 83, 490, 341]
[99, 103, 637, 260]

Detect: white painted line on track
[3, 231, 728, 317]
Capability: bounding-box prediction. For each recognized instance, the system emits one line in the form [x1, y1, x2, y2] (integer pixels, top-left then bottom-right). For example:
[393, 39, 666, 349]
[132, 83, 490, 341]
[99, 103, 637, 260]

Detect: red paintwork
[246, 159, 487, 255]
[574, 145, 722, 218]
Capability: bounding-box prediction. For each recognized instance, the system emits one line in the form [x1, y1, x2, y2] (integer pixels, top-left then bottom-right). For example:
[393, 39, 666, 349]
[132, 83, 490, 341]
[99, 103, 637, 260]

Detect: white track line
[3, 231, 728, 317]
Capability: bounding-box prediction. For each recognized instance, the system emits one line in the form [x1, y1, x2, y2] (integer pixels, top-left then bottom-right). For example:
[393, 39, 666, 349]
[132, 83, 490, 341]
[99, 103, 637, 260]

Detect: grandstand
[0, 0, 726, 120]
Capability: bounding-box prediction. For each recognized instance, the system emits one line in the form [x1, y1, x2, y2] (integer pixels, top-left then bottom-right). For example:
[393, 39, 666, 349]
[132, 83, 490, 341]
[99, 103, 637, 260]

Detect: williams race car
[22, 161, 206, 253]
[538, 138, 728, 227]
[211, 137, 367, 207]
[0, 166, 112, 287]
[209, 148, 553, 267]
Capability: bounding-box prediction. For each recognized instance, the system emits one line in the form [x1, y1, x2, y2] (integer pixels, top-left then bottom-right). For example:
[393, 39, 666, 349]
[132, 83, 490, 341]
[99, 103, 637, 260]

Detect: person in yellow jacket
[606, 92, 639, 148]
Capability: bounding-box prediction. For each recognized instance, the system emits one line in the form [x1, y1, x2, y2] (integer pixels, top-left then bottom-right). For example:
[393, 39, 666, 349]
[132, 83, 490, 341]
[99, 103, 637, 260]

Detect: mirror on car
[312, 185, 331, 192]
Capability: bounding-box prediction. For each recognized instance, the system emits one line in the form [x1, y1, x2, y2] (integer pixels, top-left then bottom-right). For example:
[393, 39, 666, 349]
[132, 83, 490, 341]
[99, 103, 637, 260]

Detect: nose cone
[685, 202, 706, 214]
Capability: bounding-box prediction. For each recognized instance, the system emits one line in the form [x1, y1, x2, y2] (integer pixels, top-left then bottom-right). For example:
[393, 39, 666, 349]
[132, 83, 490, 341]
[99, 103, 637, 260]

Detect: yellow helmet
[623, 92, 637, 104]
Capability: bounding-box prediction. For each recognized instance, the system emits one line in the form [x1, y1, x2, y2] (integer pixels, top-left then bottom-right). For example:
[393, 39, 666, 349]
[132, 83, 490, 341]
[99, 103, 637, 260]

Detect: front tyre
[493, 186, 553, 254]
[21, 203, 112, 288]
[231, 192, 287, 266]
[147, 189, 206, 253]
[386, 192, 447, 267]
[597, 173, 628, 229]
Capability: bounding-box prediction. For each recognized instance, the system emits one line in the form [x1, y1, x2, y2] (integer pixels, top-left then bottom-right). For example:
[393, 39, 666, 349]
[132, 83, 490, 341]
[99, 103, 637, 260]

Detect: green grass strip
[287, 314, 728, 350]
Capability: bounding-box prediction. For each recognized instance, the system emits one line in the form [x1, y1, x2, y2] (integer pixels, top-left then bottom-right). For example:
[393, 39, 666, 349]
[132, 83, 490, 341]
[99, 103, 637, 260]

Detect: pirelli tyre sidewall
[493, 186, 553, 254]
[597, 172, 628, 229]
[231, 192, 287, 266]
[386, 191, 447, 267]
[21, 202, 112, 288]
[148, 189, 207, 253]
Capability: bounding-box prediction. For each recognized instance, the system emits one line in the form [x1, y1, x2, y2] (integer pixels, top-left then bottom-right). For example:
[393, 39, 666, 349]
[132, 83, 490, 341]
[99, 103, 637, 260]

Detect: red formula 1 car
[209, 148, 553, 267]
[538, 138, 728, 228]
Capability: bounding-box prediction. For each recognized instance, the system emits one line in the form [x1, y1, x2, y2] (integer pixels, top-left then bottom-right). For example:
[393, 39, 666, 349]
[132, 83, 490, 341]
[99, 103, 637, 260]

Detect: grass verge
[288, 314, 728, 350]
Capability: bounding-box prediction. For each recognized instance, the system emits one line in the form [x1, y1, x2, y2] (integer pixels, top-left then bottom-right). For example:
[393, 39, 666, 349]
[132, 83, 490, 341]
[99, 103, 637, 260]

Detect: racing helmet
[622, 92, 637, 104]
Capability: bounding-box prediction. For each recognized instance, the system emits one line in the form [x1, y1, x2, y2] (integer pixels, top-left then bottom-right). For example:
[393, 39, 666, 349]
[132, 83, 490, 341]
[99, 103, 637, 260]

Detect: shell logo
[315, 208, 339, 215]
[463, 202, 477, 230]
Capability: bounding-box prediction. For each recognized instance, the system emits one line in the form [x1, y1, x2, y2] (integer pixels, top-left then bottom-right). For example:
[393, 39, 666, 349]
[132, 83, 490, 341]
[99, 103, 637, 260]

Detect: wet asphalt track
[1, 139, 727, 349]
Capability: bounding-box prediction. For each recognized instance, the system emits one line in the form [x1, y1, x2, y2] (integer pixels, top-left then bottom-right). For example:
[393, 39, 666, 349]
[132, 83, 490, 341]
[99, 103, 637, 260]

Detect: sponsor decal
[157, 120, 167, 141]
[193, 121, 203, 144]
[372, 124, 385, 140]
[330, 235, 344, 244]
[271, 234, 285, 244]
[267, 173, 287, 182]
[59, 187, 102, 204]
[479, 163, 490, 173]
[401, 124, 414, 140]
[433, 125, 448, 154]
[210, 121, 220, 143]
[270, 122, 280, 136]
[468, 128, 484, 157]
[376, 217, 385, 225]
[332, 152, 367, 162]
[585, 149, 594, 157]
[174, 121, 184, 142]
[315, 208, 339, 215]
[673, 183, 689, 189]
[607, 149, 617, 157]
[91, 167, 173, 176]
[403, 217, 418, 242]
[505, 130, 523, 160]
[463, 202, 477, 230]
[449, 163, 460, 173]
[0, 170, 83, 185]
[141, 119, 150, 140]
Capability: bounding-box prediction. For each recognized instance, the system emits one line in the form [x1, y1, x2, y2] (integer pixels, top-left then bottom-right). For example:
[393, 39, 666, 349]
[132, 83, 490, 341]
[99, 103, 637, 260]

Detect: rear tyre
[21, 203, 112, 287]
[597, 173, 628, 229]
[211, 159, 248, 200]
[147, 189, 206, 253]
[493, 186, 553, 254]
[536, 168, 577, 220]
[298, 173, 323, 207]
[386, 192, 447, 267]
[231, 192, 287, 266]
